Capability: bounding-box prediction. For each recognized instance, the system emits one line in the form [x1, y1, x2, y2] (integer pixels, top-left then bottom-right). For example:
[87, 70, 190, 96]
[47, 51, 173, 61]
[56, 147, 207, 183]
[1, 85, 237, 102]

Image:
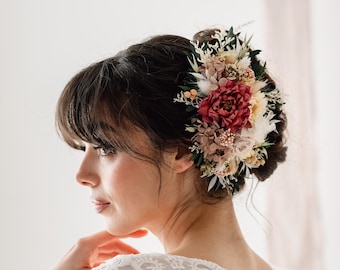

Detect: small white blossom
[197, 80, 213, 96]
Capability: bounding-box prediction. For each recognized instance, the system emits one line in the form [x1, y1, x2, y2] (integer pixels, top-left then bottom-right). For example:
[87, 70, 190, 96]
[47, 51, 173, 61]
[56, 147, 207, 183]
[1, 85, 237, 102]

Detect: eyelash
[77, 145, 115, 157]
[93, 146, 116, 157]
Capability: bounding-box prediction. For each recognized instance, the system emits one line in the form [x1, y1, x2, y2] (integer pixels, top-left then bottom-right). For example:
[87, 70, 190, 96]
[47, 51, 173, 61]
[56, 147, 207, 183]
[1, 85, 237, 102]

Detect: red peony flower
[198, 80, 252, 133]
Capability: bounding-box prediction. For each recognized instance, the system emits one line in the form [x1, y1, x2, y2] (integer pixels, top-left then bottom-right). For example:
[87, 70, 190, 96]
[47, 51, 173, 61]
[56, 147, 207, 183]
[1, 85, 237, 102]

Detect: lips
[92, 200, 110, 213]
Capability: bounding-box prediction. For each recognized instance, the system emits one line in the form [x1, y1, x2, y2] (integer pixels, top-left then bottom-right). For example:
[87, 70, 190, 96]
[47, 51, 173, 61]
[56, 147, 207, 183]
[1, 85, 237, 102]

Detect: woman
[52, 27, 287, 270]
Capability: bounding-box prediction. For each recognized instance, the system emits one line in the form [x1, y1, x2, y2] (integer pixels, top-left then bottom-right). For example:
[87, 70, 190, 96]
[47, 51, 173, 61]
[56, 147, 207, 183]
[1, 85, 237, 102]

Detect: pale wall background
[0, 0, 338, 269]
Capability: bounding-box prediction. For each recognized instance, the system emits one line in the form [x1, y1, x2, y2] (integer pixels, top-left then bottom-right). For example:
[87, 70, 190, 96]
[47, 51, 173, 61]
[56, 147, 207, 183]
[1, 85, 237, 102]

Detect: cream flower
[234, 128, 255, 158]
[236, 56, 251, 71]
[241, 67, 256, 85]
[224, 64, 241, 80]
[252, 110, 278, 143]
[213, 159, 238, 177]
[218, 50, 239, 64]
[250, 80, 267, 94]
[245, 148, 266, 167]
[249, 90, 268, 123]
[197, 79, 213, 96]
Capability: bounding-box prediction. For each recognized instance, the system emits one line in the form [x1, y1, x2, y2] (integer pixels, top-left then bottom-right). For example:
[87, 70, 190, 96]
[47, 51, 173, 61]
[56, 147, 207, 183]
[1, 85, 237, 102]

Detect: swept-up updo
[56, 29, 287, 199]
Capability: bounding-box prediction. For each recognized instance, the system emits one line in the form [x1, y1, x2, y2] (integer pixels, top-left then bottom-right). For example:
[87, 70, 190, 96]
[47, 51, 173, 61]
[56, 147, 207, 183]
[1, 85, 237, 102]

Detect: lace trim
[93, 253, 226, 270]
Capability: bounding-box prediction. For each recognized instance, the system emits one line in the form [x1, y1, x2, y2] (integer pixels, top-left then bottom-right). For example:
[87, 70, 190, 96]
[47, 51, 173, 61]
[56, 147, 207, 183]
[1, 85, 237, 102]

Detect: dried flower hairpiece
[174, 27, 284, 194]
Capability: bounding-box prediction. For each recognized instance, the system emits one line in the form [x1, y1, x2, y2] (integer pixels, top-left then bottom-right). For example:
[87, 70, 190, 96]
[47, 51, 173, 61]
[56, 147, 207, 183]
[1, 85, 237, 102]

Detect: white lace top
[93, 253, 226, 270]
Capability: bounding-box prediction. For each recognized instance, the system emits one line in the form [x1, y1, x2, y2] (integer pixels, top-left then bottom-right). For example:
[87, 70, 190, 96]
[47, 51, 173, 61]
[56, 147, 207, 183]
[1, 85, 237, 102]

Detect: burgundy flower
[198, 80, 252, 133]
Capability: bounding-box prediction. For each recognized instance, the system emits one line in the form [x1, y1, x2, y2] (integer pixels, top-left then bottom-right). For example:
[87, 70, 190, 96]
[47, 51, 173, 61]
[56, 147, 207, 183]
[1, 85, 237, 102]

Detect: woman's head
[56, 27, 287, 200]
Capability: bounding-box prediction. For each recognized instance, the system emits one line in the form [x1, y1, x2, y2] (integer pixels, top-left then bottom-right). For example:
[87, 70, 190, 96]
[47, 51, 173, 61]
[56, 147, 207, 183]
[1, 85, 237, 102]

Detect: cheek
[103, 155, 163, 233]
[105, 154, 160, 203]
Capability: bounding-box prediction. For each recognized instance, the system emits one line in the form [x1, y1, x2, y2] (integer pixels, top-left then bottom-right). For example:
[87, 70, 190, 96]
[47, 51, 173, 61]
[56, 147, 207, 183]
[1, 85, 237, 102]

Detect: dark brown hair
[56, 30, 287, 199]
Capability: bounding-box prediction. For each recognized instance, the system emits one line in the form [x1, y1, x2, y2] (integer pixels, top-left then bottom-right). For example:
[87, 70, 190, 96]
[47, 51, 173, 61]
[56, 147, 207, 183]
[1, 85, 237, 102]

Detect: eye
[93, 146, 115, 157]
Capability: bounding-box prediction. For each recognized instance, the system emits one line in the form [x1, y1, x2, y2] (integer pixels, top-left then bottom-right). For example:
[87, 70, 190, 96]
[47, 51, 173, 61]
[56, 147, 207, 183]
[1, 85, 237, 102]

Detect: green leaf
[186, 106, 196, 112]
[197, 153, 204, 167]
[227, 27, 234, 38]
[179, 85, 191, 91]
[249, 49, 261, 58]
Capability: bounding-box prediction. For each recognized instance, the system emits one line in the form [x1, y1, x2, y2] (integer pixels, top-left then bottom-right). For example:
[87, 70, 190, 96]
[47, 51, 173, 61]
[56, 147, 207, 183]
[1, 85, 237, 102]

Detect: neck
[157, 197, 241, 251]
[149, 196, 257, 269]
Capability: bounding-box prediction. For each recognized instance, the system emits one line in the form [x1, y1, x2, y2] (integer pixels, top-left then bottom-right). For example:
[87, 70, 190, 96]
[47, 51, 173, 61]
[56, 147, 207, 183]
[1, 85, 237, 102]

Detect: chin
[105, 219, 139, 236]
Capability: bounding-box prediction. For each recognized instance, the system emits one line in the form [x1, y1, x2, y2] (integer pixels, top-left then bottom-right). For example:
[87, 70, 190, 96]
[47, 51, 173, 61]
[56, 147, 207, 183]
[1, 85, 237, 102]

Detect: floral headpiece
[174, 27, 284, 194]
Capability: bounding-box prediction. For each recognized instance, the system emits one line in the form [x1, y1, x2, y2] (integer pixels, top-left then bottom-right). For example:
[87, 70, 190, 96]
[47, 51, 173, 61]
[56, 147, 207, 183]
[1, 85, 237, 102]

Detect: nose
[76, 146, 99, 187]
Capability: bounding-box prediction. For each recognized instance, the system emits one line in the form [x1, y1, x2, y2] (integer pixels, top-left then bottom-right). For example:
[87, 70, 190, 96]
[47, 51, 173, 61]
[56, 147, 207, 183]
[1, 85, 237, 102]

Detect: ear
[173, 147, 194, 174]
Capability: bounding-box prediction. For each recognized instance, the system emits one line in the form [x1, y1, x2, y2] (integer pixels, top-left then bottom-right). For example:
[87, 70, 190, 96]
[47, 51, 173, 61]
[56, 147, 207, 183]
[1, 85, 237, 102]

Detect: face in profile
[75, 130, 187, 236]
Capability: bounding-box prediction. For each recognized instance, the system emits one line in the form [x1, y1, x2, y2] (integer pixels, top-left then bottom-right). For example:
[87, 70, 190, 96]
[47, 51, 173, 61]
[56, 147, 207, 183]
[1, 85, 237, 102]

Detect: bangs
[55, 59, 135, 151]
[56, 35, 194, 158]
